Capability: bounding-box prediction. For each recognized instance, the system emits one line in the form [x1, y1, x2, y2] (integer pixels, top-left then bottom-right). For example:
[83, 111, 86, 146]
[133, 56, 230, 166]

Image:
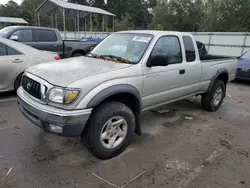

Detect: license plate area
[241, 68, 249, 72]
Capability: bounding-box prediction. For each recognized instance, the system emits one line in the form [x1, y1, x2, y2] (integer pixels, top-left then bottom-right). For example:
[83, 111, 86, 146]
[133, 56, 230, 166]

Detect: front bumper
[17, 87, 92, 137]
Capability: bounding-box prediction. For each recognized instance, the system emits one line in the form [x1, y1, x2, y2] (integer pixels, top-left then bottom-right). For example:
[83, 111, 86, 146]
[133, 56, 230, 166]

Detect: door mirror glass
[10, 35, 18, 41]
[149, 54, 169, 67]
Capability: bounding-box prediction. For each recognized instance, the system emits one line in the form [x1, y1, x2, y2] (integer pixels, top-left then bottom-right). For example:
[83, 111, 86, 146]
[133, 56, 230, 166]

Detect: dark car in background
[0, 26, 98, 58]
[236, 51, 250, 80]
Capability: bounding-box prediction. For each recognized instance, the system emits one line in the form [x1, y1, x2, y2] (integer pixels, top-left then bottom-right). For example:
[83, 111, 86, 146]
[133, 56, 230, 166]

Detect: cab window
[151, 36, 182, 65]
[10, 29, 33, 42]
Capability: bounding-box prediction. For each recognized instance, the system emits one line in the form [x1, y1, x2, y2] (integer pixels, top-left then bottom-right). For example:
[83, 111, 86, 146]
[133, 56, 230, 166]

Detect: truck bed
[200, 54, 235, 62]
[199, 55, 237, 92]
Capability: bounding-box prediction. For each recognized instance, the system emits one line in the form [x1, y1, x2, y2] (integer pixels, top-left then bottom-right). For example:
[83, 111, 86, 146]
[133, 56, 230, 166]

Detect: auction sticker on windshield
[132, 36, 151, 43]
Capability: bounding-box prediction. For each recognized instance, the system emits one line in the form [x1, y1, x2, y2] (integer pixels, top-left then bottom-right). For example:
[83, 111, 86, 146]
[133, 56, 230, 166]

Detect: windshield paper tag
[132, 36, 151, 43]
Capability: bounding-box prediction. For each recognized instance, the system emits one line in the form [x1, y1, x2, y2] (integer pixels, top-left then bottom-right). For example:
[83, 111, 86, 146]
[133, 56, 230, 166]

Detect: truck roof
[0, 26, 59, 31]
[116, 30, 190, 36]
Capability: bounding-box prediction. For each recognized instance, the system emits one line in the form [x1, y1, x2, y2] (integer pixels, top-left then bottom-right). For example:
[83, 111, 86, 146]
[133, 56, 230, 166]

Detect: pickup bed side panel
[200, 58, 237, 92]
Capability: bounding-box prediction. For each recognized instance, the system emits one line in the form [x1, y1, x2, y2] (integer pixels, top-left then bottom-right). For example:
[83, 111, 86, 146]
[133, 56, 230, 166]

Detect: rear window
[7, 46, 21, 55]
[34, 29, 57, 42]
[183, 36, 196, 62]
[0, 42, 7, 56]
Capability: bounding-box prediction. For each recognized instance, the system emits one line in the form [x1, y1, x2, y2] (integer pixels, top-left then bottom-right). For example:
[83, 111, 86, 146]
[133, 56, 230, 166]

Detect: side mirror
[236, 56, 241, 59]
[148, 54, 169, 67]
[10, 35, 18, 41]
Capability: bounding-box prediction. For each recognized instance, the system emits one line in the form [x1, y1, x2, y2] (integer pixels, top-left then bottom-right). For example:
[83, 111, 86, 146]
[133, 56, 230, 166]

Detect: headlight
[48, 87, 80, 104]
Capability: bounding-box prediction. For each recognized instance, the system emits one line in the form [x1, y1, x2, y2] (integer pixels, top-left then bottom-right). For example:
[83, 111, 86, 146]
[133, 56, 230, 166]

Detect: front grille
[22, 76, 41, 99]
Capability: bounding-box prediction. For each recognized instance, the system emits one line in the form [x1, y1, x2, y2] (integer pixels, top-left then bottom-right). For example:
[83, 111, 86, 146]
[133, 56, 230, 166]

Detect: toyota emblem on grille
[26, 82, 31, 90]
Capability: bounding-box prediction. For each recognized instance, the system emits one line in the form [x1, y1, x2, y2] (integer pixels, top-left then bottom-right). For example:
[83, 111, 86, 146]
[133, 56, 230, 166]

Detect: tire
[14, 73, 23, 92]
[202, 80, 226, 112]
[72, 52, 84, 57]
[82, 102, 135, 160]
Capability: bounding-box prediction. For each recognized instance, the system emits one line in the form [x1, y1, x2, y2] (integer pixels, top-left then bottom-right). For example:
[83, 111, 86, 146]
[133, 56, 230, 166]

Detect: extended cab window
[34, 30, 57, 42]
[183, 36, 196, 62]
[151, 36, 182, 64]
[10, 29, 33, 42]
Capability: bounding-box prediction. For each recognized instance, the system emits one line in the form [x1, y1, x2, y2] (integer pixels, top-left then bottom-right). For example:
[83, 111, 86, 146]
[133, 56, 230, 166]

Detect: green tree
[0, 0, 21, 17]
[150, 0, 205, 31]
[20, 0, 44, 25]
[107, 0, 156, 30]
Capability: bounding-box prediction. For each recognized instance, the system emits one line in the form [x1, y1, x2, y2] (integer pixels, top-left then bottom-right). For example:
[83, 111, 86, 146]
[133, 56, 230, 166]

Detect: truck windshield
[90, 33, 153, 64]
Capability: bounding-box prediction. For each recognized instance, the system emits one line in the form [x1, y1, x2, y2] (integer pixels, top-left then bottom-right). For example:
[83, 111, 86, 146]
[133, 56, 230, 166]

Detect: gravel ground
[0, 81, 250, 188]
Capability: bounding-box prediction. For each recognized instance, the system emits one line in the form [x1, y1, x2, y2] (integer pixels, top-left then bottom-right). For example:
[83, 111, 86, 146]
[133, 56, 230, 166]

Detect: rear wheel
[14, 73, 23, 92]
[82, 102, 135, 159]
[202, 80, 226, 112]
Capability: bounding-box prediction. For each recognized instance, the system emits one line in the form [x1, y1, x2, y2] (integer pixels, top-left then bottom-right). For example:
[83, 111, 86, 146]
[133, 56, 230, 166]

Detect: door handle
[53, 45, 59, 47]
[12, 59, 23, 63]
[179, 69, 185, 74]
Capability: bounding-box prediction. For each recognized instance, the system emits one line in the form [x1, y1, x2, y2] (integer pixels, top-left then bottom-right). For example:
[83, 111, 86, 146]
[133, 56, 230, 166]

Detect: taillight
[54, 55, 60, 60]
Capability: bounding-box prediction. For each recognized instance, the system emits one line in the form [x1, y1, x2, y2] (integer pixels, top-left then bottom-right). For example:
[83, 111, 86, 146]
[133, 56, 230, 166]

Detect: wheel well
[99, 93, 141, 115]
[217, 73, 229, 85]
[71, 50, 86, 56]
[14, 72, 24, 89]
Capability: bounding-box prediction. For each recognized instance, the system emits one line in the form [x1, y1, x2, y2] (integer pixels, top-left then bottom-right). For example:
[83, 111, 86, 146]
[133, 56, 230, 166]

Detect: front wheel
[82, 102, 135, 159]
[202, 80, 226, 112]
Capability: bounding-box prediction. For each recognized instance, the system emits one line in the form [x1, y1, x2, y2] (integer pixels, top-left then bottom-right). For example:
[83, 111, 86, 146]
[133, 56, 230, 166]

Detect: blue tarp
[80, 37, 103, 42]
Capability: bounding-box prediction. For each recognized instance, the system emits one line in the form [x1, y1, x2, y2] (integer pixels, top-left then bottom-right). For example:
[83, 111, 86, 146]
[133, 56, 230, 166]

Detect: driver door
[142, 36, 187, 109]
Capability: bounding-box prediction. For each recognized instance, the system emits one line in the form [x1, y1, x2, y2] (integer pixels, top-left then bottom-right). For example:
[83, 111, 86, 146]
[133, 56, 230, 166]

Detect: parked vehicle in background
[0, 38, 60, 92]
[17, 30, 237, 159]
[0, 26, 98, 58]
[236, 51, 250, 80]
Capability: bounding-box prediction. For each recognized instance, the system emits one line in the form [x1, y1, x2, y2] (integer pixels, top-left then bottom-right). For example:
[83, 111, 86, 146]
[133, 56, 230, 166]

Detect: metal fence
[61, 31, 250, 56]
[192, 32, 250, 56]
[60, 31, 110, 40]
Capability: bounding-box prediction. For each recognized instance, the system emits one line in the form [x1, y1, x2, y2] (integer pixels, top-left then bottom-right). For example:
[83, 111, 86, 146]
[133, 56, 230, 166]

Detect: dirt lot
[1, 81, 250, 188]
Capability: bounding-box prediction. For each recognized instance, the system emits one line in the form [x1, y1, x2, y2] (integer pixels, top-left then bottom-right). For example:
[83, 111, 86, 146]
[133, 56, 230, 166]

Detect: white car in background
[0, 37, 60, 92]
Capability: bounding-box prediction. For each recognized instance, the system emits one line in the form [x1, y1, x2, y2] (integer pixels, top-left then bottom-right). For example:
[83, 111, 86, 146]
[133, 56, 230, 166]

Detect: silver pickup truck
[17, 31, 237, 159]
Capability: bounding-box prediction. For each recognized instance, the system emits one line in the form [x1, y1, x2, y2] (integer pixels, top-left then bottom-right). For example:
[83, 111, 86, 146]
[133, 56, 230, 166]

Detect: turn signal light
[54, 55, 61, 60]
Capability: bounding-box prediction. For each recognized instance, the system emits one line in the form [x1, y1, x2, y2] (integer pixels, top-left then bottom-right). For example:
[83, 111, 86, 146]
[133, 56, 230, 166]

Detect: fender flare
[86, 84, 142, 135]
[87, 84, 141, 109]
[206, 68, 229, 94]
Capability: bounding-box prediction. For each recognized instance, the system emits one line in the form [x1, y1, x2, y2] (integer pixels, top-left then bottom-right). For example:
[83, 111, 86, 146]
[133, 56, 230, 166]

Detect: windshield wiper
[103, 55, 132, 64]
[88, 53, 132, 64]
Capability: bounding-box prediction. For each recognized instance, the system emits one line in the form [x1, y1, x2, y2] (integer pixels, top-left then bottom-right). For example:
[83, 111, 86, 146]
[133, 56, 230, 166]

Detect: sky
[0, 0, 23, 5]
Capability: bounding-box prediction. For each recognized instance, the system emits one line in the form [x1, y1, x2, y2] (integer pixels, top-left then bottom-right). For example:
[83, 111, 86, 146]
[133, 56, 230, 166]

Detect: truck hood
[26, 57, 131, 87]
[237, 59, 250, 69]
